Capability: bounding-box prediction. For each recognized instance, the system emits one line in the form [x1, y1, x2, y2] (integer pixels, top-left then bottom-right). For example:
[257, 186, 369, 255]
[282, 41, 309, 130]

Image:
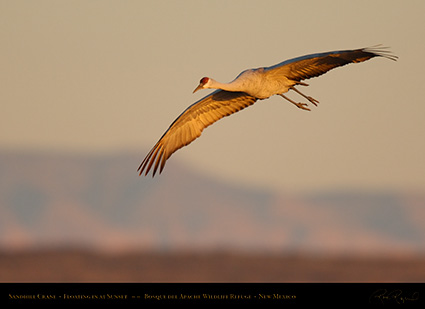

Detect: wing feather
[138, 90, 258, 176]
[264, 46, 397, 82]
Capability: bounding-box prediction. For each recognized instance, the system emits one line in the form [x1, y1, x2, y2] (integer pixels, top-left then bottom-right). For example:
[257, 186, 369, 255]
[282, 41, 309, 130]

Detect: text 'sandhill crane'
[138, 47, 397, 176]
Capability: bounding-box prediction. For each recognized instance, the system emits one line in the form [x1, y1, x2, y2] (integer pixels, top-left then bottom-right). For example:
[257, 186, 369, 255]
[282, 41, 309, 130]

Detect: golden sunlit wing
[138, 90, 258, 176]
[264, 46, 398, 82]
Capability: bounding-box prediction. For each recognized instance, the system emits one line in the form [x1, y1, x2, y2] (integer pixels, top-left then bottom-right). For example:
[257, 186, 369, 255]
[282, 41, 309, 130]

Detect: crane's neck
[207, 78, 244, 92]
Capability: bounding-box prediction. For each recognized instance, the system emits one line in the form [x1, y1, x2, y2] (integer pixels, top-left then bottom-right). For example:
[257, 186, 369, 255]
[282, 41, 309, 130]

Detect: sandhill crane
[138, 46, 397, 176]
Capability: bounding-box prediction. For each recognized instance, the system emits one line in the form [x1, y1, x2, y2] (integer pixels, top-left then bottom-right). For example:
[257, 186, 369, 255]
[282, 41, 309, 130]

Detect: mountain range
[1, 151, 424, 256]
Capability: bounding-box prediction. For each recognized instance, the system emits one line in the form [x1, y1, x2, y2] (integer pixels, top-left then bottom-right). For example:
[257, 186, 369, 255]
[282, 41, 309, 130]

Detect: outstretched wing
[138, 90, 258, 176]
[264, 46, 397, 82]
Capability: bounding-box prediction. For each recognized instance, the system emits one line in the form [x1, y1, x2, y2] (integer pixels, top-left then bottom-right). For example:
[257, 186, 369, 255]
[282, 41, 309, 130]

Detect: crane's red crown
[200, 77, 209, 85]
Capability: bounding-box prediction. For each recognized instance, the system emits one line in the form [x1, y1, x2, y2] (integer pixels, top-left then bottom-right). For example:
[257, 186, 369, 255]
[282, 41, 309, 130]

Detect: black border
[2, 283, 424, 306]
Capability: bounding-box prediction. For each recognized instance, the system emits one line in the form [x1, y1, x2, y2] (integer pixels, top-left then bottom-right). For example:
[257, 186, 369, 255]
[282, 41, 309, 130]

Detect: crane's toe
[295, 102, 311, 111]
[307, 96, 319, 106]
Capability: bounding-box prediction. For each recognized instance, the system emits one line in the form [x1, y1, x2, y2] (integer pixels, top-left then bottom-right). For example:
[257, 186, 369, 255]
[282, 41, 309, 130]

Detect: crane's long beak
[193, 84, 203, 94]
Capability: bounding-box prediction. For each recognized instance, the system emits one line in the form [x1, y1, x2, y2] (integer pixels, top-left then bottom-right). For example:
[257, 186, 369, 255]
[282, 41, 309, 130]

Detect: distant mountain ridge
[1, 151, 424, 255]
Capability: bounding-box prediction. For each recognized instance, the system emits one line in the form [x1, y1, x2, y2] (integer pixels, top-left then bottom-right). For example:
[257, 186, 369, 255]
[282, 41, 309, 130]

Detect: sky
[1, 0, 425, 194]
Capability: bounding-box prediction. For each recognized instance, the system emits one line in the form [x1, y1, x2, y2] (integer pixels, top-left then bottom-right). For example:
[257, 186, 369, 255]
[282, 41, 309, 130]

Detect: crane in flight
[138, 46, 397, 176]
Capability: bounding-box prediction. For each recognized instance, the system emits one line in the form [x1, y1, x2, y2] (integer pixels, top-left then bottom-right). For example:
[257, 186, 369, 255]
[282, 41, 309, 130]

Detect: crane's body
[196, 68, 293, 99]
[138, 46, 397, 176]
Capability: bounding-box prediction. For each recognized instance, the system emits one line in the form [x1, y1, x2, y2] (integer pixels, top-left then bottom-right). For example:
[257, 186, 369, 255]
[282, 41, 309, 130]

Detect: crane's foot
[293, 102, 311, 111]
[278, 94, 311, 111]
[306, 96, 319, 106]
[290, 86, 319, 106]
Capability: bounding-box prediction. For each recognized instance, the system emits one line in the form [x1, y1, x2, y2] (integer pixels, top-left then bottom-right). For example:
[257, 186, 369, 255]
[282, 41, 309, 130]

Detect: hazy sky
[2, 0, 425, 193]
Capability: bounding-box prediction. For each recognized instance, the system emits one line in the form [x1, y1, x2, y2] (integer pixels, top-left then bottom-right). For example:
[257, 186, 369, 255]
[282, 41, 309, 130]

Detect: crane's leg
[278, 94, 311, 111]
[290, 86, 319, 106]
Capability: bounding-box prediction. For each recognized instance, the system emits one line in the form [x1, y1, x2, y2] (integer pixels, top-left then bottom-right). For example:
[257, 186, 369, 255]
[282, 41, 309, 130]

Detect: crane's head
[193, 77, 211, 93]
